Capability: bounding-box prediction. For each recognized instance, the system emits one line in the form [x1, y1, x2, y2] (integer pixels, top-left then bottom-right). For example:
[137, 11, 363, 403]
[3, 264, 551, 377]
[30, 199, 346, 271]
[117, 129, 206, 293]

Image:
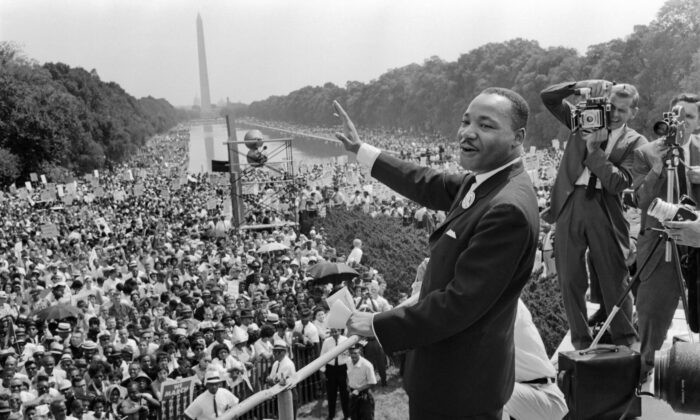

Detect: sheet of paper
[325, 286, 356, 312]
[327, 300, 353, 329]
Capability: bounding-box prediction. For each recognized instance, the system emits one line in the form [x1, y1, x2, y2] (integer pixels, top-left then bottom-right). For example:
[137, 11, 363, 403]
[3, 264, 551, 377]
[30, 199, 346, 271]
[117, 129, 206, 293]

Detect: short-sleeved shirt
[184, 388, 239, 420]
[347, 356, 377, 390]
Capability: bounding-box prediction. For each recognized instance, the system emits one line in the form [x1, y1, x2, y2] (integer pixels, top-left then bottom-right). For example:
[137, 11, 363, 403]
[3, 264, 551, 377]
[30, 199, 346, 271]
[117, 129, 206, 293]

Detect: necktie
[677, 147, 688, 200]
[585, 135, 610, 199]
[213, 393, 218, 417]
[334, 337, 339, 366]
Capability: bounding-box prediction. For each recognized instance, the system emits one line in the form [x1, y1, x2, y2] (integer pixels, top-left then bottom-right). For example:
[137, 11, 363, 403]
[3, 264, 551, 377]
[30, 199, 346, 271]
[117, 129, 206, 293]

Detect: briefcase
[558, 345, 641, 420]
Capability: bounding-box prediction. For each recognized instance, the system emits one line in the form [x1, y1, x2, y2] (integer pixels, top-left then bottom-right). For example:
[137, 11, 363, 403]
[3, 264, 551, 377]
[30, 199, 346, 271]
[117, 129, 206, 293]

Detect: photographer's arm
[586, 133, 647, 194]
[540, 80, 613, 128]
[632, 145, 667, 211]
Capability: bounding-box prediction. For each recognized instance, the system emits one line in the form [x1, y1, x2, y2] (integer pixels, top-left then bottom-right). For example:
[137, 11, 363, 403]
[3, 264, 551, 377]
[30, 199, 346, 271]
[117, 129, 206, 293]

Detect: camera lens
[654, 121, 670, 136]
[654, 342, 700, 414]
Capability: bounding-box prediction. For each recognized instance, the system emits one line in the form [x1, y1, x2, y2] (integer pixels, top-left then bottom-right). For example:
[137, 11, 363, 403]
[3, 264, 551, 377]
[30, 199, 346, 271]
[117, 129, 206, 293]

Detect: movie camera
[653, 105, 686, 142]
[569, 88, 612, 132]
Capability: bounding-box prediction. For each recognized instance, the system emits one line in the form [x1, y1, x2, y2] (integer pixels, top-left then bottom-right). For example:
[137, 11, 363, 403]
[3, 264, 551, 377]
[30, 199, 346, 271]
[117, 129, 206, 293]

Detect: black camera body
[654, 105, 686, 144]
[570, 97, 612, 132]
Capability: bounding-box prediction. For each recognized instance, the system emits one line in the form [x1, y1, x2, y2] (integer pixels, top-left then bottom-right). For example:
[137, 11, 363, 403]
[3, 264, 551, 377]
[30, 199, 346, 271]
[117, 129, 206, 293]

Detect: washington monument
[196, 13, 212, 117]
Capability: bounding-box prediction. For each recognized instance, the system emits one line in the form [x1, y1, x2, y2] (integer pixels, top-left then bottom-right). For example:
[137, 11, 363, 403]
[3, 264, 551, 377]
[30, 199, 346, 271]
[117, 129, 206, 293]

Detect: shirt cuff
[357, 144, 381, 169]
[370, 313, 384, 350]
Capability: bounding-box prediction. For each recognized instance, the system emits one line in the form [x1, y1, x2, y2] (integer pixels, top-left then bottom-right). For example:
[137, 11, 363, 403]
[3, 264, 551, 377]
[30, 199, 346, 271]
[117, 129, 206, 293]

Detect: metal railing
[220, 335, 360, 420]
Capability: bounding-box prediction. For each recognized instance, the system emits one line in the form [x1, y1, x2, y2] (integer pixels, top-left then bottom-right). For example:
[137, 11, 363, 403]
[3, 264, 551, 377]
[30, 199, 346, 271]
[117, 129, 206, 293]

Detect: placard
[40, 174, 47, 184]
[29, 173, 38, 182]
[159, 377, 195, 420]
[40, 223, 60, 238]
[133, 184, 144, 197]
[206, 198, 218, 210]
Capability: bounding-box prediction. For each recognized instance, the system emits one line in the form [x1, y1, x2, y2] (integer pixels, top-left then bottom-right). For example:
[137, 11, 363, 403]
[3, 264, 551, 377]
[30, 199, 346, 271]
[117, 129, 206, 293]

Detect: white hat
[204, 370, 224, 385]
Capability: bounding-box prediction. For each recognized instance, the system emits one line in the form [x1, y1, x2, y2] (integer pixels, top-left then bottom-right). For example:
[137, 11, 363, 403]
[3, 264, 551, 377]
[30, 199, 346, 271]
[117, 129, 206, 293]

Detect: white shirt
[268, 356, 296, 383]
[346, 247, 363, 266]
[184, 388, 239, 420]
[346, 356, 377, 390]
[514, 299, 557, 382]
[293, 320, 320, 344]
[319, 335, 350, 372]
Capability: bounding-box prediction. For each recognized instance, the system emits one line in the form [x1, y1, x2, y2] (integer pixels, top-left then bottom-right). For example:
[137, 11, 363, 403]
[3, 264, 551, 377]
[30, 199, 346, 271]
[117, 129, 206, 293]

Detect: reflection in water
[204, 123, 214, 172]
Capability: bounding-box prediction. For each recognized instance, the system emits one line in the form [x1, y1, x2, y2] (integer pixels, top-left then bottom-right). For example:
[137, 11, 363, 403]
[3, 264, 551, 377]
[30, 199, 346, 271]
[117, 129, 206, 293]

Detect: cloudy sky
[1, 0, 667, 106]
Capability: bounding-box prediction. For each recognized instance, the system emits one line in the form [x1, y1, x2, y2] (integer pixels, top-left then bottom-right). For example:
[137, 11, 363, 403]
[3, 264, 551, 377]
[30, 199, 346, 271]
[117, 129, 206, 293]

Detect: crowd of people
[0, 123, 412, 420]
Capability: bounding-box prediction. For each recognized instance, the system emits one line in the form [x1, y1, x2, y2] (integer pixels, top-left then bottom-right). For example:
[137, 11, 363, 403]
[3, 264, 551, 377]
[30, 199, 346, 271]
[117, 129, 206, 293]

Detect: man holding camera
[541, 80, 647, 350]
[633, 93, 700, 377]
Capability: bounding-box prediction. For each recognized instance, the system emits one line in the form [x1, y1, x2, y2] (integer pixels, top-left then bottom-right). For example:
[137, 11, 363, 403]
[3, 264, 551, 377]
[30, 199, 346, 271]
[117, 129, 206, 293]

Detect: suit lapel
[607, 126, 627, 163]
[429, 162, 522, 242]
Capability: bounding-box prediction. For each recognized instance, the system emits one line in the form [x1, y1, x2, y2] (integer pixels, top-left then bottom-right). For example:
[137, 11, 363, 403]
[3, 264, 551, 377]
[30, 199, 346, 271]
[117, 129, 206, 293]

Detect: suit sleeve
[586, 135, 647, 194]
[540, 81, 577, 129]
[372, 202, 534, 352]
[371, 152, 465, 212]
[633, 145, 666, 211]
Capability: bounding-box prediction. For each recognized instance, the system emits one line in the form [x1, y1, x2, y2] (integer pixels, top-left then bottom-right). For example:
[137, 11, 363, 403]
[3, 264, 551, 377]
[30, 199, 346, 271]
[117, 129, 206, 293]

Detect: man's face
[206, 381, 220, 395]
[457, 93, 522, 173]
[608, 94, 637, 130]
[678, 101, 699, 141]
[350, 349, 360, 364]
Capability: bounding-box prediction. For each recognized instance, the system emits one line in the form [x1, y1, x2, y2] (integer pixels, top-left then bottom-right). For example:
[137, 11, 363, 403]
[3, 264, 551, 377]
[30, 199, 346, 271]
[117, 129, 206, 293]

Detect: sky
[1, 0, 668, 107]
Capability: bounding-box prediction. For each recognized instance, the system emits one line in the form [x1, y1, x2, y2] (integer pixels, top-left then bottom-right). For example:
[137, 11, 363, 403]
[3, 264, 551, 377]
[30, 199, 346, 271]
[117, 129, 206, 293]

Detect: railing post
[277, 389, 294, 420]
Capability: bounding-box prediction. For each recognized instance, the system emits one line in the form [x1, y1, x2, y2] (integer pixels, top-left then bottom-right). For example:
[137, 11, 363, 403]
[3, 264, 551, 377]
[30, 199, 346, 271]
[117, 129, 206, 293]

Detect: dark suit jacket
[633, 134, 700, 274]
[540, 82, 647, 251]
[370, 153, 539, 417]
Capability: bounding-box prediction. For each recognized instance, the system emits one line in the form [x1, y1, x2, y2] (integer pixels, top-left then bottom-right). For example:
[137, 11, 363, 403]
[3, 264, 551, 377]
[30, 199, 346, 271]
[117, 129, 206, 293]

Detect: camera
[647, 197, 698, 222]
[570, 97, 612, 132]
[653, 105, 686, 139]
[654, 342, 700, 414]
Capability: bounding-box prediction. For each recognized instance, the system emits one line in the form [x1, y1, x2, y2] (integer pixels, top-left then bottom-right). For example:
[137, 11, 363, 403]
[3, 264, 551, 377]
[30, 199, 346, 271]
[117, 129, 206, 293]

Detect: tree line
[0, 43, 185, 186]
[236, 0, 700, 148]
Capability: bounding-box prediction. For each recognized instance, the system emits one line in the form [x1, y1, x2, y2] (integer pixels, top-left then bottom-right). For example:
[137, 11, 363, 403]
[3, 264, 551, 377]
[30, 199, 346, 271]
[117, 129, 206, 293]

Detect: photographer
[541, 80, 647, 350]
[632, 93, 700, 378]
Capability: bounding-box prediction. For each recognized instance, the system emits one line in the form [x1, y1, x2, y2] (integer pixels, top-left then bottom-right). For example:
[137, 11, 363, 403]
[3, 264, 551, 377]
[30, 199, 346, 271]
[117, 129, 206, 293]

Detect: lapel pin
[461, 191, 475, 209]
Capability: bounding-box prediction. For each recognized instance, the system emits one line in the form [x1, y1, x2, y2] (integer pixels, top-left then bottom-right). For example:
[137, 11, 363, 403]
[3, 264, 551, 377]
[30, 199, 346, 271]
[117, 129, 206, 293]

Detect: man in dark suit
[633, 93, 700, 376]
[334, 87, 540, 420]
[540, 80, 647, 350]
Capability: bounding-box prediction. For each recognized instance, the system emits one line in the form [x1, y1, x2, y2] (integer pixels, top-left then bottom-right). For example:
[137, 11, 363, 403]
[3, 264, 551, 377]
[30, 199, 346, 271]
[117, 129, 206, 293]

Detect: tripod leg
[590, 233, 665, 348]
[670, 243, 695, 343]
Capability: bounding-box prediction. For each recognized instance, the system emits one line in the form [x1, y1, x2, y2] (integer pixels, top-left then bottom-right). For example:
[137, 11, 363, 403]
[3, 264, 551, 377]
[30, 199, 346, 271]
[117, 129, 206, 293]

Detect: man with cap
[293, 308, 320, 350]
[184, 371, 238, 420]
[346, 345, 377, 420]
[205, 323, 232, 358]
[193, 289, 214, 321]
[267, 339, 298, 417]
[320, 328, 350, 420]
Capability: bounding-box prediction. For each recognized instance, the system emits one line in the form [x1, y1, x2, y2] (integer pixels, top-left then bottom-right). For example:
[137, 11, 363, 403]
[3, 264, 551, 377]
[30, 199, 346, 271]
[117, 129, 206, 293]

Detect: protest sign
[133, 184, 144, 197]
[25, 182, 33, 192]
[40, 223, 60, 238]
[40, 175, 47, 184]
[40, 191, 55, 202]
[30, 173, 38, 182]
[206, 198, 218, 210]
[159, 377, 194, 420]
[63, 195, 74, 206]
[57, 185, 64, 197]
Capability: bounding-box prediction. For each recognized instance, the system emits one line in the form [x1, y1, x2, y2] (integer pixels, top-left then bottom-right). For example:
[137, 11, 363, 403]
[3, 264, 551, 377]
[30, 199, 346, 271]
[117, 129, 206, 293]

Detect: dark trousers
[408, 399, 502, 420]
[554, 188, 636, 349]
[363, 339, 387, 385]
[349, 391, 374, 420]
[326, 364, 349, 419]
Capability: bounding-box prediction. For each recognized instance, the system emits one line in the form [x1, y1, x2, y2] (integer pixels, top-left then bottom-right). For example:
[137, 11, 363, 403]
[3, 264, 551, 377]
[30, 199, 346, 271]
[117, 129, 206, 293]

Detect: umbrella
[307, 262, 359, 285]
[256, 242, 288, 253]
[31, 304, 81, 321]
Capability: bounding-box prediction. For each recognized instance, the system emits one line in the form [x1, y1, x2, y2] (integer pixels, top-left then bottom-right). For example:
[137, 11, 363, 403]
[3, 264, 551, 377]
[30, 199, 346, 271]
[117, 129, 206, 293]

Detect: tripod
[589, 143, 694, 348]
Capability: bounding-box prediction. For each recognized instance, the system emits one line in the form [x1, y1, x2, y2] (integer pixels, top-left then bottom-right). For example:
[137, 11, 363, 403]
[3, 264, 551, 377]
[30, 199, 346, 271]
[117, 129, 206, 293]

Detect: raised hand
[333, 100, 363, 154]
